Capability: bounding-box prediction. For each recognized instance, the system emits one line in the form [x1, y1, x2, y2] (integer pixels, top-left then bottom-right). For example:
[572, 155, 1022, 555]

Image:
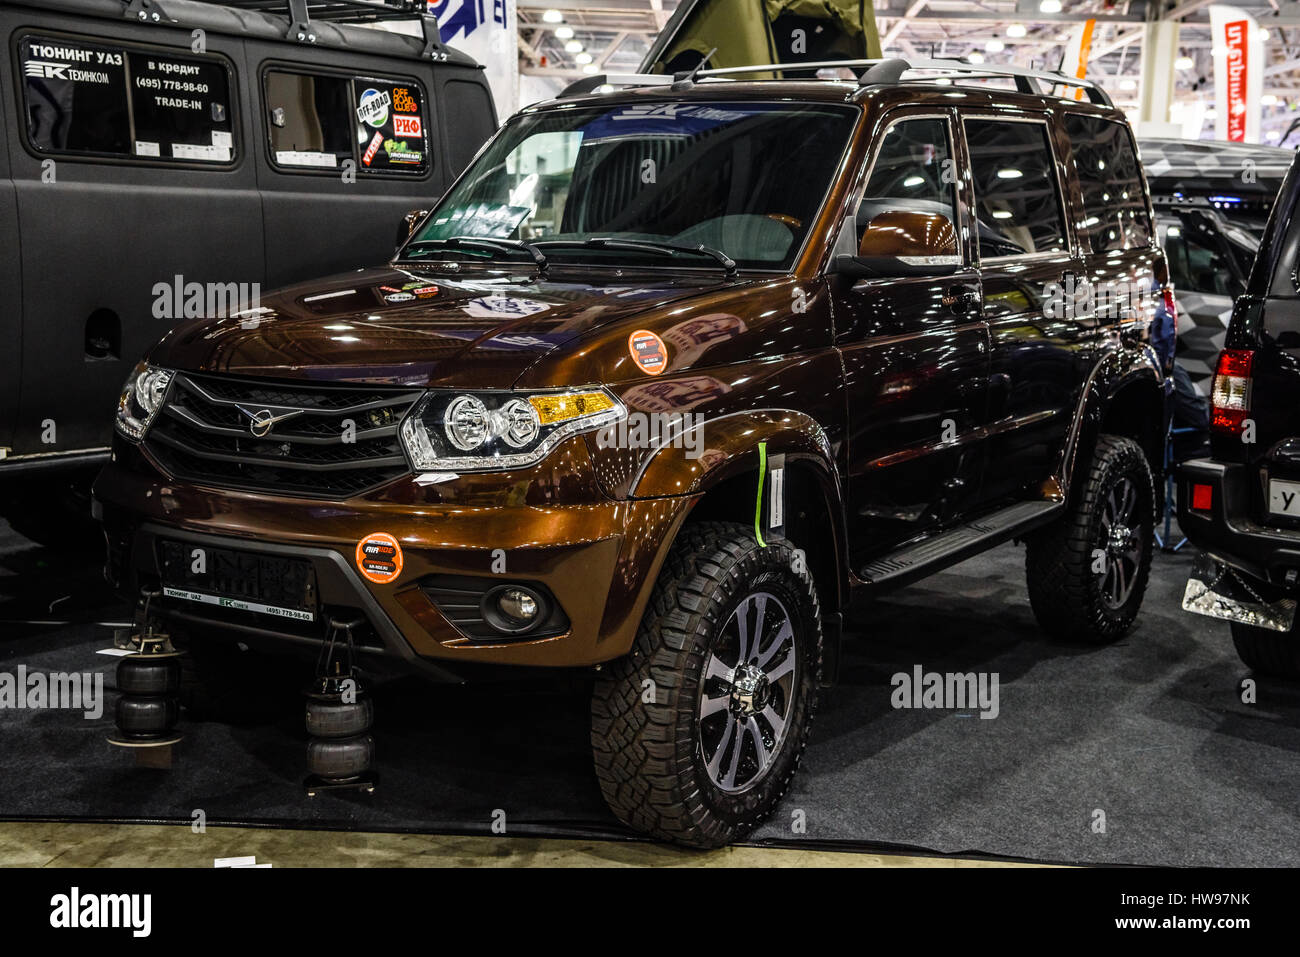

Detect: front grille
[144, 373, 423, 498]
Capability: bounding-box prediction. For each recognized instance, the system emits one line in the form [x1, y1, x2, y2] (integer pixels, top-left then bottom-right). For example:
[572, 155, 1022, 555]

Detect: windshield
[404, 100, 859, 272]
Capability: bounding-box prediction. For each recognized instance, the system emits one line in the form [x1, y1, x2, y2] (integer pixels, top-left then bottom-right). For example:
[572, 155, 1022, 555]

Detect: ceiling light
[575, 52, 593, 64]
[582, 64, 599, 75]
[967, 51, 985, 64]
[985, 39, 1004, 53]
[1260, 28, 1271, 41]
[564, 40, 583, 53]
[555, 26, 574, 39]
[1040, 0, 1062, 12]
[542, 8, 563, 23]
[1007, 23, 1027, 39]
[1205, 107, 1218, 119]
[997, 168, 1023, 179]
[1175, 55, 1195, 70]
[1261, 94, 1278, 106]
[1265, 129, 1281, 141]
[1119, 78, 1137, 91]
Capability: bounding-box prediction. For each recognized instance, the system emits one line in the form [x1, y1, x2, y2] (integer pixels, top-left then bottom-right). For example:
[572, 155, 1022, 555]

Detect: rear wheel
[1026, 434, 1155, 643]
[591, 521, 822, 847]
[1230, 622, 1300, 678]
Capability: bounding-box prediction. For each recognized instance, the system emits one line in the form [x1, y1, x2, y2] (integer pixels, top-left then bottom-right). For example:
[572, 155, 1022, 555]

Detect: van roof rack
[133, 0, 448, 57]
[192, 0, 424, 22]
[559, 57, 1112, 108]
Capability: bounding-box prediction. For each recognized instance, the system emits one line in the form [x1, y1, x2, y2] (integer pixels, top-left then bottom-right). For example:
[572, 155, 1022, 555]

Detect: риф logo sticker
[50, 887, 151, 937]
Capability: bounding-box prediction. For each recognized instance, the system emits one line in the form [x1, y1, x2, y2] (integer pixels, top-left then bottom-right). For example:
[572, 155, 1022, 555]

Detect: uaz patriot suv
[94, 59, 1169, 847]
[1177, 149, 1300, 677]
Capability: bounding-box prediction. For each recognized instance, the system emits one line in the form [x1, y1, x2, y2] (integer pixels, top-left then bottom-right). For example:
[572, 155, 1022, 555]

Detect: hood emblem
[237, 405, 303, 438]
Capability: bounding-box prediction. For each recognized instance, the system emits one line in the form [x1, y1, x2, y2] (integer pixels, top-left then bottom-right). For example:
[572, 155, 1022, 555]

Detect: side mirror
[833, 211, 961, 278]
[396, 208, 430, 250]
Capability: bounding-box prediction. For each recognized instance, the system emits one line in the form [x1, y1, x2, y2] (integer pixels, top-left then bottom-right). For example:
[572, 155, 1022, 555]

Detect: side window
[20, 33, 235, 164]
[265, 71, 352, 168]
[265, 70, 430, 175]
[965, 118, 1067, 259]
[858, 117, 956, 241]
[1163, 216, 1243, 298]
[1064, 114, 1152, 253]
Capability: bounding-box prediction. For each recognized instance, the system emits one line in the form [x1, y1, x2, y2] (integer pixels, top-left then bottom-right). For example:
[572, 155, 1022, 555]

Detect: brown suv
[94, 59, 1169, 847]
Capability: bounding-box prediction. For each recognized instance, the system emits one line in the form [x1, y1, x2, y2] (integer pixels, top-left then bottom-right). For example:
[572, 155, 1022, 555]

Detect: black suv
[1178, 150, 1300, 677]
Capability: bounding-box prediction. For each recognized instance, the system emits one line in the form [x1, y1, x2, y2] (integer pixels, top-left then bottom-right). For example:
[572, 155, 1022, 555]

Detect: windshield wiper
[402, 236, 548, 276]
[535, 237, 738, 277]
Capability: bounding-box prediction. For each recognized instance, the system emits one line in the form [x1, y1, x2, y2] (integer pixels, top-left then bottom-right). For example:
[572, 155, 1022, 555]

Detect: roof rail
[556, 57, 1112, 107]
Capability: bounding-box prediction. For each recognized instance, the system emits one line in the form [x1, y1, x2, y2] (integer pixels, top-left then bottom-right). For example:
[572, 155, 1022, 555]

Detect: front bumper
[93, 455, 692, 678]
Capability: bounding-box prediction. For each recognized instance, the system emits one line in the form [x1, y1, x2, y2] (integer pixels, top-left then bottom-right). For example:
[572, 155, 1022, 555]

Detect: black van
[0, 0, 496, 475]
[1177, 149, 1300, 676]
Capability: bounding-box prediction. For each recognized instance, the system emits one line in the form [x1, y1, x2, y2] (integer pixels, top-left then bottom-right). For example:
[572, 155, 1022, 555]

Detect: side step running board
[860, 500, 1063, 589]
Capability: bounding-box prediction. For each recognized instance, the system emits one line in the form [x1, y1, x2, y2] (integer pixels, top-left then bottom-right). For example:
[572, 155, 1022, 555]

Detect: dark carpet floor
[1, 495, 1298, 866]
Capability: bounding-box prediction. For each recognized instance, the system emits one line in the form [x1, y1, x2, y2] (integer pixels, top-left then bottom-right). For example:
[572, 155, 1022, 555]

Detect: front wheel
[1026, 434, 1155, 643]
[591, 521, 822, 847]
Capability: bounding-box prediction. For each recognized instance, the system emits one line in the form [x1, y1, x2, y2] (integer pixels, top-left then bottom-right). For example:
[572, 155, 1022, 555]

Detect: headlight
[115, 362, 173, 442]
[400, 388, 625, 471]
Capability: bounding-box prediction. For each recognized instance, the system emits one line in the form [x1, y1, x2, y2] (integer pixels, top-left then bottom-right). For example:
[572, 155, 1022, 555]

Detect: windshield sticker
[362, 131, 384, 167]
[393, 87, 418, 113]
[356, 88, 391, 128]
[629, 329, 668, 376]
[461, 296, 551, 319]
[355, 532, 403, 585]
[385, 139, 423, 164]
[394, 115, 422, 138]
[276, 150, 336, 168]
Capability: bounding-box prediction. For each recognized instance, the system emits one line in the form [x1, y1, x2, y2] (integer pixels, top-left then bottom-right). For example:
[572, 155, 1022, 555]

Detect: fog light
[481, 584, 547, 635]
[498, 588, 538, 624]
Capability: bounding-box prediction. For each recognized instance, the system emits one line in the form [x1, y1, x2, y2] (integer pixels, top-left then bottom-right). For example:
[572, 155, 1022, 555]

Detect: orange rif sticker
[628, 329, 667, 376]
[355, 532, 404, 584]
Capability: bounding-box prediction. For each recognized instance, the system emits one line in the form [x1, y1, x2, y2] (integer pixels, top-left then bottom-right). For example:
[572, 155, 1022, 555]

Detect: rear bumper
[1175, 458, 1300, 588]
[93, 459, 692, 678]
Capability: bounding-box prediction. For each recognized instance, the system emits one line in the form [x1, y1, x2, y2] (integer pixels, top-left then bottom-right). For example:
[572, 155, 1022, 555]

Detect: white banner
[428, 0, 518, 118]
[1210, 5, 1263, 143]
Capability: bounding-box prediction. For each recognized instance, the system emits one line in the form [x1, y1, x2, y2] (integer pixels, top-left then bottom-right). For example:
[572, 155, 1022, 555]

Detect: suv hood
[147, 266, 733, 389]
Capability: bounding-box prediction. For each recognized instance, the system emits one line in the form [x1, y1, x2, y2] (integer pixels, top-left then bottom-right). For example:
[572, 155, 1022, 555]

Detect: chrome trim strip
[866, 409, 1058, 470]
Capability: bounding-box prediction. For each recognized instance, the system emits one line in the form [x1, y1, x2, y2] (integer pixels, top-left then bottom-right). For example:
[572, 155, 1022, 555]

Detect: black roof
[9, 0, 480, 68]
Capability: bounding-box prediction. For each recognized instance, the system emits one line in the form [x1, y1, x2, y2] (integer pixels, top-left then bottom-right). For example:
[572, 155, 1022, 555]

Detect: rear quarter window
[443, 78, 497, 174]
[264, 68, 431, 175]
[1064, 114, 1152, 253]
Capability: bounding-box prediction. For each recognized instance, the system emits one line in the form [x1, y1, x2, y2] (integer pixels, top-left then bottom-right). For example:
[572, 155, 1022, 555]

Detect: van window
[265, 70, 430, 175]
[1164, 214, 1244, 298]
[965, 118, 1067, 259]
[1064, 114, 1152, 253]
[444, 79, 497, 174]
[20, 34, 235, 164]
[858, 117, 956, 241]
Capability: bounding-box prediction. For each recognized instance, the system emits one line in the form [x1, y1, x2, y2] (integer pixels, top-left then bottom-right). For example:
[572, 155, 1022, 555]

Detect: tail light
[1210, 348, 1254, 435]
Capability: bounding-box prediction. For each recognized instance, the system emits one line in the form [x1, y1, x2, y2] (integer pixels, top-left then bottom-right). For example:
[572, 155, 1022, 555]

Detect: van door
[5, 16, 263, 459]
[962, 112, 1087, 508]
[835, 111, 990, 567]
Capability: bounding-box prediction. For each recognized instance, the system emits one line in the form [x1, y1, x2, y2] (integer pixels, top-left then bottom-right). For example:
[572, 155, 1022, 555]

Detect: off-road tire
[1230, 622, 1300, 678]
[1026, 434, 1155, 643]
[591, 521, 822, 848]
